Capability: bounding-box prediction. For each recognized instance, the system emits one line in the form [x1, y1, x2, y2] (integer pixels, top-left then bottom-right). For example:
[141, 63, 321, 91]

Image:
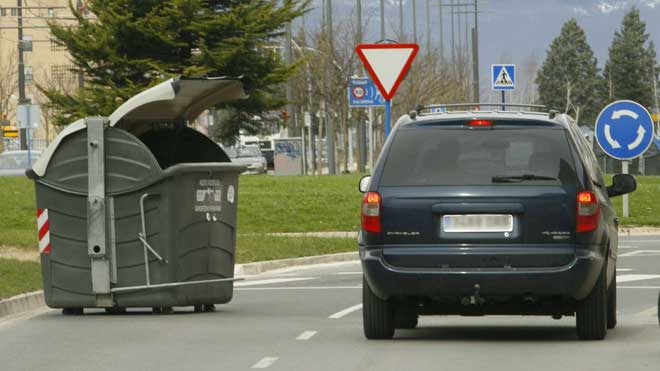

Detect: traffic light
[2, 125, 19, 138]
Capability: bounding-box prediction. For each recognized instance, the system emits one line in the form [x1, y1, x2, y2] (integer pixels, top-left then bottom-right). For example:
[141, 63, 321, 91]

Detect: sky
[300, 0, 660, 101]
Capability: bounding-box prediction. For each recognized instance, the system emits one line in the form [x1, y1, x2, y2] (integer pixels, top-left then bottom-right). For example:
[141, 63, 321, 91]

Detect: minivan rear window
[380, 126, 578, 186]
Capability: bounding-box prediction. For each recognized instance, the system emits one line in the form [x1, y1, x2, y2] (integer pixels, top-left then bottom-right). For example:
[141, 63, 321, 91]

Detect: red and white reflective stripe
[37, 208, 51, 254]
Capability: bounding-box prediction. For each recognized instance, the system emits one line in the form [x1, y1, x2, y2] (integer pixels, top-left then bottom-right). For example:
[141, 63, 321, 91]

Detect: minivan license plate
[442, 214, 513, 233]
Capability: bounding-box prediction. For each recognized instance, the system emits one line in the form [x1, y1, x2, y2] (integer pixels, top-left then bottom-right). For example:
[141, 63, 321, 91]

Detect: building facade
[0, 0, 82, 145]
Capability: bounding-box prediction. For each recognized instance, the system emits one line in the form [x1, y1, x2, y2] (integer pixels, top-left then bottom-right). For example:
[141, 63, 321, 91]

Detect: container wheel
[194, 305, 204, 313]
[62, 308, 83, 315]
[105, 307, 127, 315]
[203, 304, 216, 312]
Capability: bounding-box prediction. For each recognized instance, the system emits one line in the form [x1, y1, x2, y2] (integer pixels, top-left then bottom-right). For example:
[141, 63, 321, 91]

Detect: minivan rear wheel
[576, 263, 607, 340]
[363, 277, 395, 339]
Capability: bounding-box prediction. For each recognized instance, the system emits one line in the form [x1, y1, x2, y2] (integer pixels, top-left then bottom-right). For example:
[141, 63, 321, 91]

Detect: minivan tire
[576, 263, 608, 340]
[607, 267, 617, 330]
[363, 276, 395, 339]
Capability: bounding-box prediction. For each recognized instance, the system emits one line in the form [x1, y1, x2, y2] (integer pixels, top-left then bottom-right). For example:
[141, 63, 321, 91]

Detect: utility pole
[472, 0, 480, 102]
[326, 0, 336, 174]
[450, 0, 455, 64]
[380, 0, 385, 41]
[438, 0, 444, 61]
[399, 0, 404, 40]
[357, 0, 366, 173]
[17, 0, 28, 150]
[285, 22, 295, 137]
[76, 0, 84, 88]
[412, 0, 418, 43]
[301, 14, 316, 176]
[425, 0, 431, 56]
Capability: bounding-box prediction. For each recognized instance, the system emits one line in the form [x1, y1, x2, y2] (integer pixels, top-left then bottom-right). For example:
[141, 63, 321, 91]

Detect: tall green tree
[44, 0, 307, 142]
[604, 7, 658, 108]
[536, 19, 604, 125]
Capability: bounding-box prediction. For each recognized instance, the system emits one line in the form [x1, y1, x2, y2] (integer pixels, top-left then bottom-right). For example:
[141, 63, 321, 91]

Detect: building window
[51, 64, 77, 82]
[23, 36, 33, 52]
[24, 66, 33, 85]
[11, 8, 17, 16]
[50, 37, 67, 51]
[47, 8, 54, 17]
[1, 8, 6, 17]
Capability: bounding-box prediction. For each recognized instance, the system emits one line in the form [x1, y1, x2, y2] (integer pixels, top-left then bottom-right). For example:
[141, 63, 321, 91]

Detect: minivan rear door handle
[431, 203, 525, 214]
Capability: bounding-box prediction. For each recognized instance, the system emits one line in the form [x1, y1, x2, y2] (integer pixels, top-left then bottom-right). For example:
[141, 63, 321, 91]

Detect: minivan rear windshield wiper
[491, 174, 558, 183]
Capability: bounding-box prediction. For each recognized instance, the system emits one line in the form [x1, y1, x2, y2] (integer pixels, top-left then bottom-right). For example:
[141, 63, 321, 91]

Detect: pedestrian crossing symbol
[492, 64, 516, 91]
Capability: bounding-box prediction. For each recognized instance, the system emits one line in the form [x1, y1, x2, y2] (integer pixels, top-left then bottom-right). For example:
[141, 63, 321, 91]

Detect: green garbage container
[26, 77, 247, 313]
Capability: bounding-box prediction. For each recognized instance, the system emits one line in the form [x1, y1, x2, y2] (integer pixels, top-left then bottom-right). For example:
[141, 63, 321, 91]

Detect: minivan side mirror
[607, 174, 637, 198]
[359, 175, 371, 193]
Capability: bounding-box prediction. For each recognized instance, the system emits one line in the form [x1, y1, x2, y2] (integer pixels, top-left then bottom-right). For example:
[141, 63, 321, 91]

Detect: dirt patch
[0, 246, 39, 262]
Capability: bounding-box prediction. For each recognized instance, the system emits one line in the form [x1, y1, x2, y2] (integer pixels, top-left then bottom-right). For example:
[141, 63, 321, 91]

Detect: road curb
[0, 252, 359, 319]
[0, 291, 45, 318]
[234, 252, 359, 276]
[618, 227, 660, 235]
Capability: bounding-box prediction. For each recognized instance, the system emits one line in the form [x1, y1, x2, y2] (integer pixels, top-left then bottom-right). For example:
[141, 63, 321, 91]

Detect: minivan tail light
[361, 192, 381, 233]
[576, 191, 599, 232]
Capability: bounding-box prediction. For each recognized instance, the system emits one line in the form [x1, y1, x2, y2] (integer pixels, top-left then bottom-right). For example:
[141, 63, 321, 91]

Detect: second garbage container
[27, 77, 247, 313]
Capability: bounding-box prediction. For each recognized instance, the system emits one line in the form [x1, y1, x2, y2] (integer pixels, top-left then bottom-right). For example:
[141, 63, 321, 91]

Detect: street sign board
[2, 126, 18, 138]
[491, 64, 515, 91]
[348, 77, 386, 107]
[16, 104, 41, 129]
[355, 43, 419, 100]
[595, 100, 655, 160]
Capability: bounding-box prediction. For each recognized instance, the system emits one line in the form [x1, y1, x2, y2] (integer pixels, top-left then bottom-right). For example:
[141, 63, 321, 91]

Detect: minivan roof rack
[417, 103, 547, 114]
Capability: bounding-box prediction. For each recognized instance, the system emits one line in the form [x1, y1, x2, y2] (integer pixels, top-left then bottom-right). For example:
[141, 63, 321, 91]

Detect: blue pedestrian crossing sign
[491, 64, 515, 91]
[595, 100, 655, 160]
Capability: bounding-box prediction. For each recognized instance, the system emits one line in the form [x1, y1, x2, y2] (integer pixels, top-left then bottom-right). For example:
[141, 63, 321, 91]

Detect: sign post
[355, 43, 418, 138]
[491, 64, 516, 110]
[595, 100, 655, 217]
[16, 104, 40, 167]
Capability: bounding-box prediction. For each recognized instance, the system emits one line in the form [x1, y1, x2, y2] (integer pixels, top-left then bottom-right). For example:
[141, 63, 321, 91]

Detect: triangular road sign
[494, 68, 513, 86]
[355, 43, 419, 100]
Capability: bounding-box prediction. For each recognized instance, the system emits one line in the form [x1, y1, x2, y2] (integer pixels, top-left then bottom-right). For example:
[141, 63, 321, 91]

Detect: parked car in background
[0, 150, 42, 177]
[225, 145, 267, 174]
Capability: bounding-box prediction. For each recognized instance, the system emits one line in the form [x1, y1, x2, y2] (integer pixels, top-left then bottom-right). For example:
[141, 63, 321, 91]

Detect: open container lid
[32, 77, 246, 177]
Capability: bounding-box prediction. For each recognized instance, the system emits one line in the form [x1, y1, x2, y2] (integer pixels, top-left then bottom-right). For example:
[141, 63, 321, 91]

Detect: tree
[43, 0, 308, 143]
[536, 19, 604, 125]
[0, 49, 17, 123]
[604, 7, 658, 108]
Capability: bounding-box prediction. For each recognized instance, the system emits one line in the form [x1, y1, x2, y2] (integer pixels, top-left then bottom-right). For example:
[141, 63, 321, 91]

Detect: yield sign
[355, 43, 419, 101]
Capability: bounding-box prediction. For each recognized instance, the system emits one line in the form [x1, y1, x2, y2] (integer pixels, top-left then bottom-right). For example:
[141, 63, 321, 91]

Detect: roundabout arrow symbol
[604, 124, 621, 149]
[627, 125, 646, 150]
[612, 110, 639, 120]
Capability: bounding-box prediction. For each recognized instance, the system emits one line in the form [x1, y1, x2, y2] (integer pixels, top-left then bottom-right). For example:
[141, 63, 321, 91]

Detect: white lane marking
[633, 307, 658, 318]
[296, 330, 318, 340]
[618, 245, 636, 249]
[235, 277, 319, 287]
[236, 286, 362, 291]
[251, 357, 279, 369]
[616, 268, 633, 272]
[335, 271, 363, 275]
[619, 250, 660, 257]
[619, 286, 660, 289]
[617, 274, 660, 283]
[329, 304, 363, 319]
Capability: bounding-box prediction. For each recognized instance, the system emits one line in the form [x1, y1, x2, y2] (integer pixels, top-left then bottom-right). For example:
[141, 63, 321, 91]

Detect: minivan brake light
[361, 192, 381, 233]
[576, 191, 599, 232]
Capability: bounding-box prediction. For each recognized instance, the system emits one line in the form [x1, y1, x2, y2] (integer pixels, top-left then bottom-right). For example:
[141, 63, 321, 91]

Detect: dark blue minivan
[358, 108, 636, 340]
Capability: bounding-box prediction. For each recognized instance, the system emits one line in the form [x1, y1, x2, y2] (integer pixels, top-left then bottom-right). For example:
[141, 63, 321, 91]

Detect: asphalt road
[1, 235, 660, 371]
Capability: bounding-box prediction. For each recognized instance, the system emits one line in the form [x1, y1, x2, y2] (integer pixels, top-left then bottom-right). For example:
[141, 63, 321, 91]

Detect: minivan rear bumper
[360, 246, 604, 302]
